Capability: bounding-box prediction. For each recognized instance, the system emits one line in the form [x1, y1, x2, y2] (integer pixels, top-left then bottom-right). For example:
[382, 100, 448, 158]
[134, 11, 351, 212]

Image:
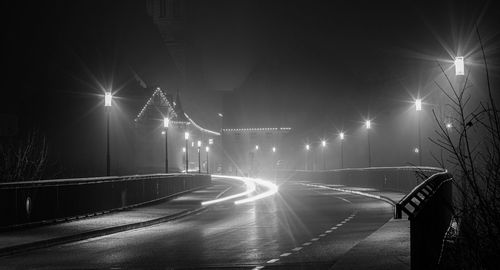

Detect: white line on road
[292, 247, 303, 252]
[253, 266, 265, 270]
[303, 242, 312, 246]
[336, 223, 343, 226]
[331, 227, 338, 230]
[280, 253, 292, 257]
[326, 230, 332, 233]
[267, 259, 279, 264]
[311, 238, 319, 241]
[319, 234, 326, 237]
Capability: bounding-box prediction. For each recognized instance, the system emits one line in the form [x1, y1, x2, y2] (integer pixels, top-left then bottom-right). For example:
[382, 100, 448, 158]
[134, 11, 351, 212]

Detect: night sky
[3, 0, 499, 177]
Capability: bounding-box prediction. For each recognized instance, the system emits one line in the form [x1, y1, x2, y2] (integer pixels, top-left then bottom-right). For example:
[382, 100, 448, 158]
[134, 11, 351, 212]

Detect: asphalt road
[0, 179, 394, 269]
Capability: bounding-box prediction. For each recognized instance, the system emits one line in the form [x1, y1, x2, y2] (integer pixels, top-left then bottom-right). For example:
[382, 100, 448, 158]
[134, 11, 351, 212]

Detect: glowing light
[365, 120, 371, 129]
[184, 132, 189, 140]
[446, 123, 452, 129]
[104, 92, 112, 107]
[197, 140, 202, 147]
[201, 175, 256, 206]
[222, 127, 292, 132]
[209, 138, 214, 145]
[414, 147, 419, 153]
[306, 144, 310, 150]
[163, 117, 170, 128]
[205, 146, 209, 152]
[255, 145, 259, 150]
[234, 177, 279, 205]
[182, 147, 186, 153]
[415, 99, 422, 111]
[321, 140, 326, 147]
[161, 131, 165, 135]
[455, 56, 464, 76]
[218, 113, 223, 117]
[272, 146, 276, 153]
[191, 142, 194, 147]
[340, 132, 345, 140]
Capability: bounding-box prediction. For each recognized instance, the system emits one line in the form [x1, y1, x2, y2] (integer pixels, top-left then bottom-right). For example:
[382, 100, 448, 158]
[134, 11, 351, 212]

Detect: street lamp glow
[455, 56, 464, 75]
[321, 140, 326, 147]
[182, 147, 186, 153]
[272, 146, 276, 153]
[255, 145, 259, 150]
[161, 131, 165, 135]
[163, 117, 170, 128]
[184, 132, 189, 140]
[415, 99, 422, 111]
[197, 140, 202, 147]
[208, 138, 214, 145]
[339, 132, 345, 140]
[218, 113, 223, 117]
[306, 144, 310, 151]
[206, 146, 209, 152]
[446, 123, 452, 129]
[414, 147, 419, 153]
[365, 120, 371, 129]
[104, 92, 112, 107]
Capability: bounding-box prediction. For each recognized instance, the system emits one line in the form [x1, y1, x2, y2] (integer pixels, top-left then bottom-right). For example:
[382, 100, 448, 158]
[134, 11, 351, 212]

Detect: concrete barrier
[277, 166, 443, 193]
[0, 174, 211, 228]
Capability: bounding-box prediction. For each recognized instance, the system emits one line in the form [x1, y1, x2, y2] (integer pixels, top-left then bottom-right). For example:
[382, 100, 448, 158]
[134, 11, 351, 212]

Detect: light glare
[415, 99, 422, 111]
[163, 117, 169, 128]
[340, 132, 345, 140]
[321, 140, 326, 147]
[184, 132, 189, 140]
[104, 92, 112, 107]
[365, 120, 371, 129]
[455, 56, 464, 75]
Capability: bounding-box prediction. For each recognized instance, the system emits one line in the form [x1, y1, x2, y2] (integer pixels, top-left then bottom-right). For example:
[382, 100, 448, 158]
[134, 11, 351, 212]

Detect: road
[0, 178, 394, 269]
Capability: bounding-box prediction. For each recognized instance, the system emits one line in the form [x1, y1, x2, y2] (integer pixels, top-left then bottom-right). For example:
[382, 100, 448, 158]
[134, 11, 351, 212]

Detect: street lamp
[321, 140, 327, 170]
[365, 120, 371, 167]
[255, 145, 259, 151]
[184, 132, 189, 173]
[272, 146, 276, 153]
[455, 56, 464, 76]
[415, 99, 422, 166]
[163, 117, 169, 173]
[205, 146, 210, 174]
[197, 140, 202, 173]
[104, 92, 112, 176]
[339, 132, 345, 169]
[305, 144, 310, 170]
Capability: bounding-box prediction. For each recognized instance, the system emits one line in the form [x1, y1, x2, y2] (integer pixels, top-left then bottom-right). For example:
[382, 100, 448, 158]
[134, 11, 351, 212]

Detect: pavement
[0, 182, 234, 257]
[0, 179, 411, 270]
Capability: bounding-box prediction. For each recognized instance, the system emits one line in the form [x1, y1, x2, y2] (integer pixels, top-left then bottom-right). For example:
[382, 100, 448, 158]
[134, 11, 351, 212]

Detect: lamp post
[415, 99, 422, 166]
[365, 120, 371, 167]
[104, 92, 112, 176]
[339, 132, 345, 169]
[205, 146, 210, 174]
[305, 144, 310, 170]
[197, 140, 202, 173]
[163, 117, 169, 173]
[321, 140, 326, 170]
[272, 146, 277, 181]
[184, 132, 189, 173]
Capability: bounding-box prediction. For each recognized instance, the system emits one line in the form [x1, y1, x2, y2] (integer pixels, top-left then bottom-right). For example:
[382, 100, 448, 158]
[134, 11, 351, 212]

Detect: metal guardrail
[394, 171, 453, 270]
[0, 173, 211, 229]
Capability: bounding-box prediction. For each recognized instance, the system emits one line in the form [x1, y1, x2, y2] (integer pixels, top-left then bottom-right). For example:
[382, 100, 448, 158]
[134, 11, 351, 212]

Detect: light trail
[201, 175, 278, 206]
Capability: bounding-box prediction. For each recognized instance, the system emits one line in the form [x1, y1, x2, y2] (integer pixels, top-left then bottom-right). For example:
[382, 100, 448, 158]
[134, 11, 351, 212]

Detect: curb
[0, 206, 207, 257]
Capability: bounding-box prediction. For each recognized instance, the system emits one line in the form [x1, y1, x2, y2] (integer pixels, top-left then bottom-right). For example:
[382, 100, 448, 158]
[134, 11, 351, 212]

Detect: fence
[0, 174, 211, 229]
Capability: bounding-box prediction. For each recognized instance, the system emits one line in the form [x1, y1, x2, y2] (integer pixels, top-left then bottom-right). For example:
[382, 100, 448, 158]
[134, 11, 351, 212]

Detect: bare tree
[430, 27, 500, 269]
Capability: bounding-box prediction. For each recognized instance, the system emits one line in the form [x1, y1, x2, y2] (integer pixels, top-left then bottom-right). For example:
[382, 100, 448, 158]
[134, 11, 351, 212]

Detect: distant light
[414, 147, 419, 153]
[365, 120, 371, 129]
[339, 132, 345, 140]
[455, 56, 464, 76]
[255, 145, 259, 150]
[208, 138, 214, 145]
[184, 132, 189, 140]
[197, 140, 202, 147]
[415, 99, 422, 111]
[205, 146, 209, 152]
[306, 144, 310, 151]
[321, 140, 326, 147]
[191, 142, 195, 147]
[182, 147, 186, 153]
[218, 113, 223, 117]
[104, 92, 112, 107]
[163, 117, 170, 128]
[272, 146, 276, 153]
[161, 131, 166, 135]
[446, 123, 452, 129]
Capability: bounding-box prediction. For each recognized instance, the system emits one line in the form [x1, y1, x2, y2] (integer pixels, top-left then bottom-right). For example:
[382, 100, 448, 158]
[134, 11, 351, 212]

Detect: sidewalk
[327, 186, 410, 270]
[0, 183, 232, 257]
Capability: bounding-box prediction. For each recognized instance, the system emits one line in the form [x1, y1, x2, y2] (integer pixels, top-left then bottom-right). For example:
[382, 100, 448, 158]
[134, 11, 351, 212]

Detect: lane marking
[292, 247, 303, 252]
[336, 196, 352, 203]
[280, 253, 292, 257]
[326, 230, 332, 233]
[336, 223, 343, 226]
[253, 266, 265, 270]
[331, 227, 338, 230]
[267, 259, 279, 264]
[303, 242, 312, 246]
[319, 234, 326, 237]
[311, 238, 319, 241]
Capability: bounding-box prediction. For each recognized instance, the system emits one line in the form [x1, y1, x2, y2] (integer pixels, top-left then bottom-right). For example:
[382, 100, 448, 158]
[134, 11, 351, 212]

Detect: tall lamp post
[163, 117, 169, 173]
[104, 92, 112, 176]
[321, 140, 327, 170]
[365, 120, 371, 167]
[415, 99, 422, 166]
[197, 140, 202, 173]
[339, 132, 345, 169]
[305, 144, 310, 170]
[205, 146, 210, 174]
[184, 132, 189, 173]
